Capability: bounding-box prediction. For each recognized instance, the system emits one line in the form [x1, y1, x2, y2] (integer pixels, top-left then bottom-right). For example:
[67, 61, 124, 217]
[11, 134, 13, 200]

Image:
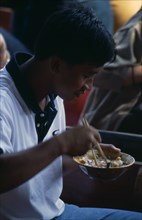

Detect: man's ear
[49, 55, 62, 75]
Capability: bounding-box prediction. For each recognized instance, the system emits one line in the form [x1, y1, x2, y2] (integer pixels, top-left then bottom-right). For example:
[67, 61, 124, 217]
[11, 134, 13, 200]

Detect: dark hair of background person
[34, 4, 116, 67]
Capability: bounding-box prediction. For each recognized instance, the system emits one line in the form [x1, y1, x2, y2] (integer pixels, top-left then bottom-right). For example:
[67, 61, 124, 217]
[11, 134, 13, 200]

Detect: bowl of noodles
[73, 149, 135, 181]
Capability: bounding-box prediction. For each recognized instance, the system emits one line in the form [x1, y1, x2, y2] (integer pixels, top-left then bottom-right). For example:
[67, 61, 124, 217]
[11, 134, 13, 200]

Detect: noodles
[76, 149, 128, 168]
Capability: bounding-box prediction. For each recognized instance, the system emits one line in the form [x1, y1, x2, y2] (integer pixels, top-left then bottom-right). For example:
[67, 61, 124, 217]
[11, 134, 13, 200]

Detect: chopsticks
[82, 118, 98, 166]
[82, 117, 109, 168]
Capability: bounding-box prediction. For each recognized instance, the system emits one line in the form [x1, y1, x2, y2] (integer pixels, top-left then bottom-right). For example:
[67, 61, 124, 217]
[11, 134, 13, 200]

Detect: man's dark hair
[34, 3, 116, 66]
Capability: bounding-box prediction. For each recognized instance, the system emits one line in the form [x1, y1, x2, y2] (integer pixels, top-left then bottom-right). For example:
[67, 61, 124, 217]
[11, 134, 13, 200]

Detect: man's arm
[0, 137, 61, 193]
[0, 126, 104, 193]
[123, 65, 142, 86]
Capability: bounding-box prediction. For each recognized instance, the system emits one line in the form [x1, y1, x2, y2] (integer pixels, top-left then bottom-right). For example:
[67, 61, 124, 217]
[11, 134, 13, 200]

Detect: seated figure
[79, 7, 142, 134]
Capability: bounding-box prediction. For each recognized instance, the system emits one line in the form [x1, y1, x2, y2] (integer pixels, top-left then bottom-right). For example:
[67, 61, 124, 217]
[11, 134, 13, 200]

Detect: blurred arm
[0, 33, 10, 68]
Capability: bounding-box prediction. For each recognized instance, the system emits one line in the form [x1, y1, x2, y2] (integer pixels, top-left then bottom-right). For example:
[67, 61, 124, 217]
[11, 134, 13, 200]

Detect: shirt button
[44, 121, 48, 126]
[40, 113, 45, 117]
[37, 123, 40, 127]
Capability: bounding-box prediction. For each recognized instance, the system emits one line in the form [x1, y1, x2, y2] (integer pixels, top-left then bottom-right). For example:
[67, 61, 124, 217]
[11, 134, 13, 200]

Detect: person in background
[79, 7, 142, 134]
[0, 27, 29, 56]
[0, 33, 10, 68]
[0, 5, 29, 57]
[110, 0, 142, 32]
[0, 4, 142, 219]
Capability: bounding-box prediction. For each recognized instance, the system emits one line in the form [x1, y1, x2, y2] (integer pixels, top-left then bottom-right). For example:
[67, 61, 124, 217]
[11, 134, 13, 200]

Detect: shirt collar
[6, 52, 56, 113]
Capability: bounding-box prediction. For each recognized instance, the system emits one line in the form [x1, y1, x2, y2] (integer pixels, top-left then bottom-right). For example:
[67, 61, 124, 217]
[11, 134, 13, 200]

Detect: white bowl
[73, 152, 135, 181]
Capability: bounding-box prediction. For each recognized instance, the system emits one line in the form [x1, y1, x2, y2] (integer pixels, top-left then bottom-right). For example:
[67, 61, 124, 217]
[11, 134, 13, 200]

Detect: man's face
[52, 60, 101, 101]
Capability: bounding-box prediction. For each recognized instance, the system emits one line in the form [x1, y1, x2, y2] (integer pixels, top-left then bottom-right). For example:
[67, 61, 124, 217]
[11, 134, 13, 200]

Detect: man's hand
[56, 125, 102, 157]
[54, 125, 121, 158]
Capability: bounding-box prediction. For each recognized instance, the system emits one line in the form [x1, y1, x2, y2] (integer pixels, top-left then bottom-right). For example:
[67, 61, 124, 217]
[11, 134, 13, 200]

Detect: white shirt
[0, 66, 65, 219]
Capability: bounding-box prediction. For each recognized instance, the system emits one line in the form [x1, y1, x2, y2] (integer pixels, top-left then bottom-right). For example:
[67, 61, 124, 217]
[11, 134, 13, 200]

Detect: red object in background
[64, 91, 90, 126]
[0, 7, 14, 32]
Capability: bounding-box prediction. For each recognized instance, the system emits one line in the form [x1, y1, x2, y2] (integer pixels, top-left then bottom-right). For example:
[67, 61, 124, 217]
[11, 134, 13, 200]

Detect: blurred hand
[0, 34, 10, 69]
[100, 143, 121, 159]
[56, 125, 102, 156]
